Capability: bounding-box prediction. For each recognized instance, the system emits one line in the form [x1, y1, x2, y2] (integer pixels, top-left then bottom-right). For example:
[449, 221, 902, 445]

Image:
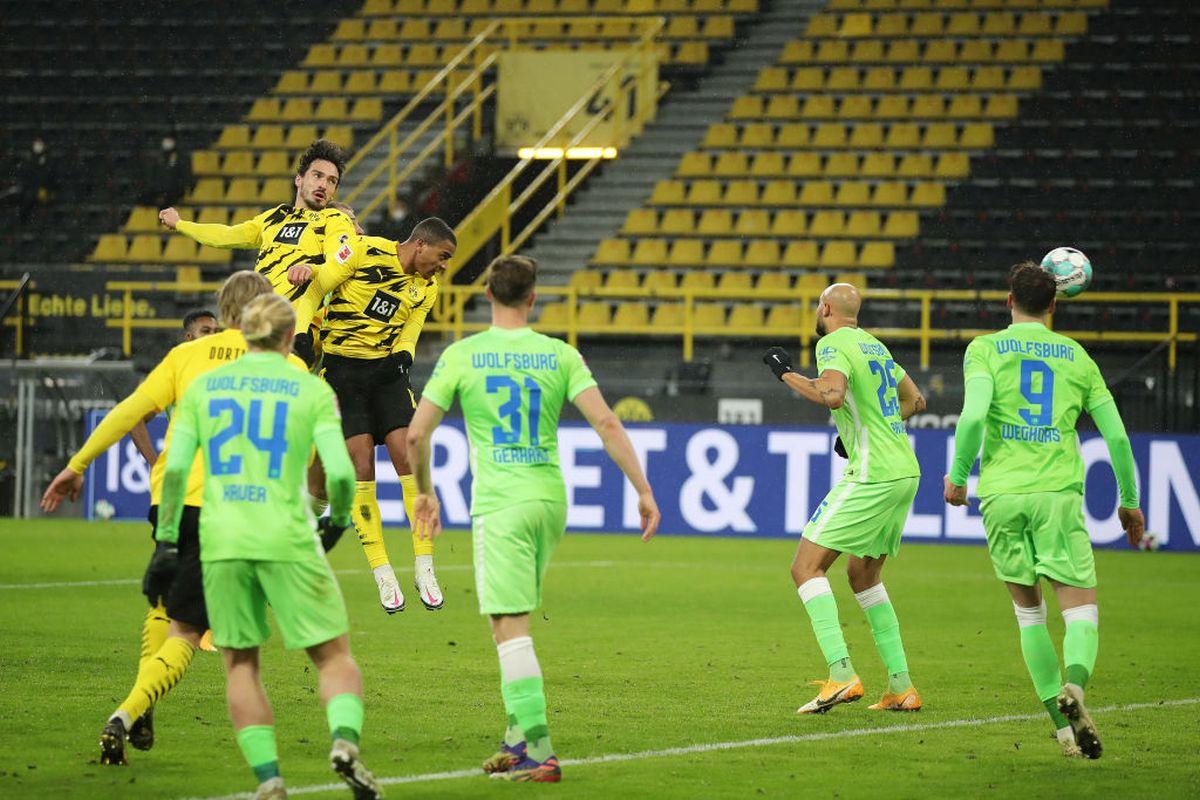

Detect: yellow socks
[352, 480, 391, 569]
[117, 636, 196, 723]
[139, 602, 170, 672]
[400, 474, 433, 558]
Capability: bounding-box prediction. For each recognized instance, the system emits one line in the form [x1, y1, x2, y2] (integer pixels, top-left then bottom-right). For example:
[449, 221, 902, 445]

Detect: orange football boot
[868, 687, 922, 711]
[797, 676, 865, 714]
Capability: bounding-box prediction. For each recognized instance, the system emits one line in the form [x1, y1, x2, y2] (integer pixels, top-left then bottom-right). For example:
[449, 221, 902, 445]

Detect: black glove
[293, 331, 316, 369]
[763, 346, 795, 381]
[395, 350, 413, 375]
[834, 435, 848, 459]
[318, 516, 350, 552]
[142, 541, 180, 605]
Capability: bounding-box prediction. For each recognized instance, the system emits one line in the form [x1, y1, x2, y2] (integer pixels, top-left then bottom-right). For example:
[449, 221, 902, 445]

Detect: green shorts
[802, 477, 919, 558]
[472, 500, 567, 616]
[979, 491, 1096, 588]
[202, 555, 349, 650]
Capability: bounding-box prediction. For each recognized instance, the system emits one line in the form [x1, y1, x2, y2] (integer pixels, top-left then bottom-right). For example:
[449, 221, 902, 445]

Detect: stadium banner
[84, 413, 1200, 552]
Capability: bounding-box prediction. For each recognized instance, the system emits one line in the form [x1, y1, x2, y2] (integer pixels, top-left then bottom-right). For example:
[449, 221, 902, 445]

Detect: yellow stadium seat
[127, 234, 163, 262]
[861, 68, 895, 92]
[897, 153, 933, 177]
[809, 210, 845, 238]
[740, 123, 775, 148]
[697, 209, 733, 235]
[795, 273, 827, 294]
[189, 178, 224, 204]
[324, 124, 354, 150]
[859, 242, 895, 268]
[687, 180, 723, 205]
[849, 123, 884, 148]
[886, 39, 919, 62]
[798, 181, 835, 206]
[361, 0, 392, 15]
[191, 151, 220, 175]
[805, 14, 839, 37]
[934, 152, 969, 178]
[861, 153, 895, 178]
[757, 272, 791, 292]
[824, 153, 859, 178]
[765, 304, 802, 329]
[606, 270, 640, 289]
[253, 126, 286, 149]
[275, 71, 309, 94]
[971, 66, 1005, 92]
[221, 178, 256, 205]
[826, 68, 859, 93]
[350, 98, 382, 121]
[335, 44, 368, 68]
[818, 241, 855, 269]
[755, 67, 789, 92]
[875, 96, 910, 119]
[365, 19, 400, 40]
[947, 95, 983, 119]
[873, 13, 907, 36]
[651, 180, 686, 205]
[735, 209, 771, 236]
[195, 245, 232, 265]
[434, 19, 466, 39]
[710, 151, 748, 175]
[649, 304, 681, 328]
[592, 239, 630, 265]
[851, 40, 885, 62]
[614, 302, 650, 328]
[693, 303, 727, 330]
[643, 271, 677, 293]
[981, 12, 1015, 35]
[723, 180, 759, 206]
[922, 123, 957, 148]
[744, 240, 780, 268]
[1030, 39, 1064, 62]
[707, 240, 743, 266]
[279, 99, 313, 122]
[780, 40, 813, 64]
[727, 304, 763, 329]
[959, 123, 993, 148]
[1055, 12, 1086, 36]
[909, 12, 944, 36]
[776, 123, 808, 148]
[680, 271, 715, 291]
[307, 73, 342, 95]
[910, 182, 945, 207]
[216, 125, 251, 149]
[163, 237, 201, 263]
[304, 44, 337, 68]
[372, 44, 404, 67]
[935, 67, 970, 91]
[1008, 67, 1042, 91]
[220, 151, 254, 176]
[782, 241, 819, 268]
[834, 272, 867, 290]
[771, 209, 806, 235]
[898, 66, 933, 91]
[717, 272, 752, 292]
[811, 124, 847, 148]
[91, 233, 128, 261]
[333, 19, 366, 40]
[839, 12, 872, 37]
[958, 39, 992, 62]
[578, 302, 612, 327]
[678, 152, 712, 178]
[672, 242, 705, 267]
[814, 40, 849, 63]
[632, 239, 668, 265]
[661, 209, 696, 235]
[399, 19, 432, 39]
[667, 16, 700, 38]
[984, 94, 1018, 119]
[569, 269, 604, 292]
[885, 123, 920, 148]
[883, 211, 919, 238]
[802, 96, 836, 119]
[673, 42, 709, 66]
[909, 95, 944, 119]
[834, 182, 870, 206]
[765, 95, 800, 119]
[846, 211, 882, 237]
[622, 209, 659, 235]
[376, 71, 411, 94]
[869, 182, 906, 207]
[247, 98, 281, 122]
[537, 302, 569, 328]
[945, 12, 979, 36]
[403, 44, 438, 67]
[195, 207, 229, 225]
[760, 180, 796, 205]
[123, 207, 161, 233]
[751, 152, 786, 177]
[703, 124, 738, 148]
[277, 124, 313, 151]
[791, 68, 824, 92]
[787, 152, 822, 177]
[729, 96, 763, 120]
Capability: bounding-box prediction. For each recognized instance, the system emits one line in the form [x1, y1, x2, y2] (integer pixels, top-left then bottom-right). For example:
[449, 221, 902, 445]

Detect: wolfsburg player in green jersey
[158, 293, 382, 800]
[763, 283, 927, 715]
[406, 256, 661, 784]
[945, 262, 1145, 760]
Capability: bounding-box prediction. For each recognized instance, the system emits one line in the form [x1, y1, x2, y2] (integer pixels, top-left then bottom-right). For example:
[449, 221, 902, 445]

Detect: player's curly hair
[1009, 260, 1057, 315]
[296, 139, 347, 181]
[218, 270, 272, 329]
[241, 293, 296, 352]
[485, 255, 537, 307]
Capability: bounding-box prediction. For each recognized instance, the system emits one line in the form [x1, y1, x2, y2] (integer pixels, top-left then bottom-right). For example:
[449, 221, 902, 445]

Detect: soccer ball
[1040, 247, 1093, 298]
[94, 499, 116, 520]
[1137, 531, 1161, 552]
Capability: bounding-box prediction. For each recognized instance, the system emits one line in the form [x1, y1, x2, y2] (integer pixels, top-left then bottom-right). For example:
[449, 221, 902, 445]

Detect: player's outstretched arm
[40, 391, 160, 512]
[572, 386, 661, 541]
[406, 397, 447, 540]
[944, 376, 994, 506]
[762, 346, 847, 409]
[897, 374, 926, 421]
[130, 415, 158, 466]
[161, 207, 262, 249]
[1090, 399, 1144, 546]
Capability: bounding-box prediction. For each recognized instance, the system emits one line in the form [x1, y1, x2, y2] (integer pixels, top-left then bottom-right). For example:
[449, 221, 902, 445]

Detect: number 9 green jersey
[421, 326, 597, 516]
[815, 326, 919, 483]
[963, 322, 1113, 497]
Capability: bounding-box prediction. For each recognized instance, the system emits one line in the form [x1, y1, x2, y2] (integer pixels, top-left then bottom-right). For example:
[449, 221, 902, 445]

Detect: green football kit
[950, 322, 1139, 588]
[157, 351, 356, 649]
[804, 326, 921, 558]
[422, 326, 597, 615]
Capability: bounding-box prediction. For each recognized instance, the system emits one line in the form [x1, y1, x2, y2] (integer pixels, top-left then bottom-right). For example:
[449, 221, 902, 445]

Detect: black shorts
[146, 504, 209, 631]
[321, 352, 416, 445]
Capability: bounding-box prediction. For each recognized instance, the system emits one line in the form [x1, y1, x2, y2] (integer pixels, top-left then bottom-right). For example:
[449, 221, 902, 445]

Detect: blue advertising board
[84, 411, 1200, 551]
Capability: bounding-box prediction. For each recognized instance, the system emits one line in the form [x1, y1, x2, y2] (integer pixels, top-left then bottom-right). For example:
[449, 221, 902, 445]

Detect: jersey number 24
[208, 398, 290, 478]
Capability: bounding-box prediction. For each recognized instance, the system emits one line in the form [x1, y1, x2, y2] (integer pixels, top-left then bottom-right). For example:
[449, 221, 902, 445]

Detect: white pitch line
[183, 696, 1200, 800]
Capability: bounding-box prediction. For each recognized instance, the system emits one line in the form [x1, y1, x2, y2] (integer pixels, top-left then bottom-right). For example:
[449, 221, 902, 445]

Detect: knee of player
[790, 560, 819, 586]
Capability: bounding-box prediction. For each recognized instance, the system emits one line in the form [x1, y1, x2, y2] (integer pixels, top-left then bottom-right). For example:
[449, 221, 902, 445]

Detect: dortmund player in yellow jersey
[301, 206, 457, 612]
[40, 272, 309, 767]
[157, 139, 356, 335]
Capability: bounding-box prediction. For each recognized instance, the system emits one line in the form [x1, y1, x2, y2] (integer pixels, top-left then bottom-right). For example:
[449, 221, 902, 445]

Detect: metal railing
[0, 274, 32, 357]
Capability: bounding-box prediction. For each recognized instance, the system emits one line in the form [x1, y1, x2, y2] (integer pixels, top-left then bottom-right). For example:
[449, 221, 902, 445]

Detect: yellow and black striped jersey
[175, 204, 356, 303]
[319, 234, 439, 360]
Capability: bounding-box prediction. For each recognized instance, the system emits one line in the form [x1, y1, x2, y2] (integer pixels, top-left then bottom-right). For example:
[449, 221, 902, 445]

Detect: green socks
[326, 692, 364, 746]
[1062, 605, 1099, 690]
[1013, 603, 1070, 730]
[236, 724, 280, 783]
[855, 584, 913, 694]
[497, 636, 553, 762]
[798, 577, 855, 681]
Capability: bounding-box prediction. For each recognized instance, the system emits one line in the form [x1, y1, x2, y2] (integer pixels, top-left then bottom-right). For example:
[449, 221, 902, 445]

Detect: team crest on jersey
[336, 243, 353, 264]
[364, 289, 401, 322]
[273, 222, 308, 245]
[408, 284, 423, 301]
[818, 346, 836, 360]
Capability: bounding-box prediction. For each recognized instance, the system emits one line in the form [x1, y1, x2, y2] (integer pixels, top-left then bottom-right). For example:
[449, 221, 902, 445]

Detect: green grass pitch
[1, 518, 1197, 799]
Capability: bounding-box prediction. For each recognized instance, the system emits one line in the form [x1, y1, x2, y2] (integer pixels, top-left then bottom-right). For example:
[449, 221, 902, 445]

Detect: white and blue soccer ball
[93, 499, 116, 520]
[1040, 247, 1093, 298]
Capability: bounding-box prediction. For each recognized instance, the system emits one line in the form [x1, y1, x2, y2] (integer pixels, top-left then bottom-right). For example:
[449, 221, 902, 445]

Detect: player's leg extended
[791, 536, 863, 714]
[346, 434, 403, 613]
[1053, 582, 1101, 759]
[384, 426, 443, 610]
[490, 614, 560, 782]
[308, 635, 381, 799]
[226, 647, 286, 799]
[848, 555, 920, 711]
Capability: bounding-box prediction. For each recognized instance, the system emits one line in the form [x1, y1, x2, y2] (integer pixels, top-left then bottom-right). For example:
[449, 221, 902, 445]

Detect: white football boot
[373, 564, 405, 614]
[330, 739, 383, 799]
[414, 555, 444, 610]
